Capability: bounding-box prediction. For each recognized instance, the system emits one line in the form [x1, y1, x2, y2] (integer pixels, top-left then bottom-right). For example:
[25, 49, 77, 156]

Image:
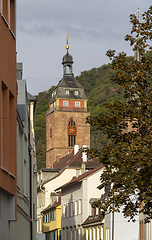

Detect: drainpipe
[28, 100, 33, 240]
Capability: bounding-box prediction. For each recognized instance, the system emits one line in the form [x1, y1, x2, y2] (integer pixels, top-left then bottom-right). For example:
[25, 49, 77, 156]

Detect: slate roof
[50, 76, 87, 102]
[55, 165, 104, 191]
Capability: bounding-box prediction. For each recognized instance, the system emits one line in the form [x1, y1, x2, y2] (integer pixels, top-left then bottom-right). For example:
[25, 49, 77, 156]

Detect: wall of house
[139, 212, 152, 240]
[61, 168, 103, 240]
[10, 66, 37, 240]
[43, 205, 61, 233]
[83, 225, 104, 240]
[0, 1, 17, 238]
[104, 209, 139, 240]
[37, 168, 76, 239]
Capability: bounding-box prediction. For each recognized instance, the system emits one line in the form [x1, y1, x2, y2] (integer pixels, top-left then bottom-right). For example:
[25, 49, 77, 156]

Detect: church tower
[46, 37, 90, 168]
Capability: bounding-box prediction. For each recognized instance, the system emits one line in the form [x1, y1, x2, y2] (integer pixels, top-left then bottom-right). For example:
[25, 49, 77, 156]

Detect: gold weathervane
[66, 32, 70, 50]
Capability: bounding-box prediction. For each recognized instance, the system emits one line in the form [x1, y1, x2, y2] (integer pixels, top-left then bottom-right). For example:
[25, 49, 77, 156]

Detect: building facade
[42, 193, 61, 240]
[10, 63, 37, 240]
[37, 147, 100, 239]
[46, 42, 90, 168]
[55, 166, 104, 240]
[0, 1, 17, 239]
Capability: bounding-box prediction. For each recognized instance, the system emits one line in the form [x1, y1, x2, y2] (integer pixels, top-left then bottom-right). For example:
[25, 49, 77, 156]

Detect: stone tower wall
[46, 110, 90, 168]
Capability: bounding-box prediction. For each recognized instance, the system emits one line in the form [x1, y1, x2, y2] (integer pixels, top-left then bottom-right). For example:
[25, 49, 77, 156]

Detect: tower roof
[50, 36, 87, 102]
[62, 51, 74, 65]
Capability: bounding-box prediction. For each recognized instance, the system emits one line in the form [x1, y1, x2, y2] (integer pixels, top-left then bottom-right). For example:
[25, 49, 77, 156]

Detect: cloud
[16, 0, 152, 94]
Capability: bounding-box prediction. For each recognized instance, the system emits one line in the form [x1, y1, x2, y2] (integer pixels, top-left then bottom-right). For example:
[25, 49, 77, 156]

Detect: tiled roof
[55, 165, 104, 191]
[54, 148, 100, 170]
[82, 214, 104, 226]
[41, 193, 61, 213]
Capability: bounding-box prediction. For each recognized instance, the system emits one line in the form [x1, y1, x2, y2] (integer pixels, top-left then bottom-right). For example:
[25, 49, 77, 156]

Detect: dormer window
[75, 91, 78, 96]
[66, 90, 69, 95]
[52, 91, 56, 97]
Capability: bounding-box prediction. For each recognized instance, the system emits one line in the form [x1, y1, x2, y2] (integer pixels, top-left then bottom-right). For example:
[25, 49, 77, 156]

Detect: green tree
[87, 5, 152, 222]
[35, 86, 55, 169]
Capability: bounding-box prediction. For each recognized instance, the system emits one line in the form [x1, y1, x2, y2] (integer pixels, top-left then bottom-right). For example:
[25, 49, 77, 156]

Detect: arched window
[68, 118, 77, 147]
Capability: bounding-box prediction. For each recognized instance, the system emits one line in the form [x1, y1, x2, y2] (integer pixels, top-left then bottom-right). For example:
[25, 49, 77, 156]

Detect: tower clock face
[68, 125, 77, 135]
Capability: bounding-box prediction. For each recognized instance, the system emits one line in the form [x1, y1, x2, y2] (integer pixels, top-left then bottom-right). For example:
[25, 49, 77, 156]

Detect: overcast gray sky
[17, 0, 152, 95]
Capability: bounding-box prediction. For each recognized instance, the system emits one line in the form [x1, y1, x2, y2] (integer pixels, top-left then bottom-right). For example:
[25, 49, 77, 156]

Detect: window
[90, 205, 94, 216]
[67, 203, 69, 217]
[86, 228, 88, 240]
[75, 201, 77, 215]
[68, 118, 76, 147]
[93, 228, 96, 240]
[70, 202, 73, 216]
[97, 227, 100, 240]
[52, 91, 56, 97]
[101, 226, 103, 240]
[63, 101, 68, 107]
[63, 204, 65, 218]
[75, 101, 80, 107]
[106, 228, 109, 240]
[89, 228, 92, 240]
[66, 90, 69, 95]
[1, 0, 16, 34]
[75, 90, 78, 96]
[78, 199, 82, 214]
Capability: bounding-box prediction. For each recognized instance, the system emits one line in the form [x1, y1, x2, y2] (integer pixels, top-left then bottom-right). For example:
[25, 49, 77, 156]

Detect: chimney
[81, 162, 86, 174]
[74, 145, 79, 155]
[82, 145, 87, 162]
[17, 63, 23, 80]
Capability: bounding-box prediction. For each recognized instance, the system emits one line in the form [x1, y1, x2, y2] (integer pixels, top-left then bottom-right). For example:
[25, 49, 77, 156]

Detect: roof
[27, 92, 37, 102]
[50, 75, 87, 102]
[62, 51, 74, 64]
[41, 193, 61, 213]
[55, 165, 104, 191]
[54, 148, 100, 170]
[82, 214, 104, 226]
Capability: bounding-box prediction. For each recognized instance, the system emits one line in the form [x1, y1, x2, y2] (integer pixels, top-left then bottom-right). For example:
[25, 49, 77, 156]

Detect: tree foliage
[87, 5, 152, 222]
[34, 86, 55, 169]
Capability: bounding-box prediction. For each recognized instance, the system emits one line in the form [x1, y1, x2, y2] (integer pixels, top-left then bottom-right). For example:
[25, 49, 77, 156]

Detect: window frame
[63, 101, 69, 107]
[75, 101, 80, 107]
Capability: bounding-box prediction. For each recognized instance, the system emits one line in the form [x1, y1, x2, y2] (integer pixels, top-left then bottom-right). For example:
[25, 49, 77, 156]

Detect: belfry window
[68, 118, 77, 147]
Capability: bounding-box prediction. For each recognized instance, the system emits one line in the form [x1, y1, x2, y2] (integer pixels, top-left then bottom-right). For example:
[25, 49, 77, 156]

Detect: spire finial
[66, 32, 70, 51]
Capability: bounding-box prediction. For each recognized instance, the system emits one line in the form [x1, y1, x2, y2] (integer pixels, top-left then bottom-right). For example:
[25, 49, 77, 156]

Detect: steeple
[62, 33, 74, 75]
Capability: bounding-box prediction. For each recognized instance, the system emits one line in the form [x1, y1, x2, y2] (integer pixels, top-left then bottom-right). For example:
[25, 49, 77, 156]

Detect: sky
[17, 0, 152, 96]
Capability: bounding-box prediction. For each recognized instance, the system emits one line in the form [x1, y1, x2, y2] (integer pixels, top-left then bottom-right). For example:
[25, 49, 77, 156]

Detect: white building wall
[61, 167, 104, 240]
[37, 168, 77, 217]
[105, 209, 139, 240]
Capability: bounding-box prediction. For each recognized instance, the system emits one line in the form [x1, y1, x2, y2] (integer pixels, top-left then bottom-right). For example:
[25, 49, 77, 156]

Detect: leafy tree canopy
[87, 5, 152, 222]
